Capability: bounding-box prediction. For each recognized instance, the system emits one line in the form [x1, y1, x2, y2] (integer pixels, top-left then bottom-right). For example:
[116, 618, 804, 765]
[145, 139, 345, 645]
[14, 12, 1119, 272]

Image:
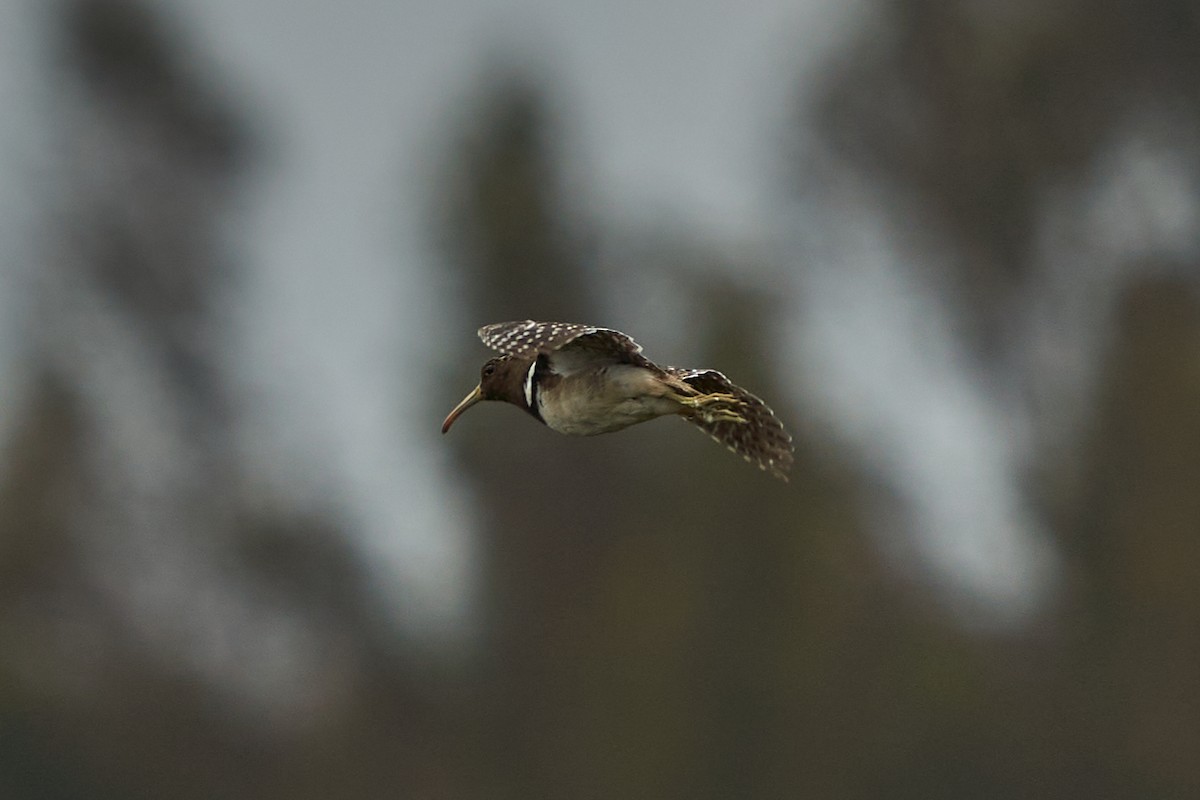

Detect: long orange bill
[441, 385, 483, 433]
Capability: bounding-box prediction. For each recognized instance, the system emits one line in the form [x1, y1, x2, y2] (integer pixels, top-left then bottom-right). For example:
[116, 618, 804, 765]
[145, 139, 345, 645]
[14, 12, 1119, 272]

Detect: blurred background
[2, 0, 1199, 797]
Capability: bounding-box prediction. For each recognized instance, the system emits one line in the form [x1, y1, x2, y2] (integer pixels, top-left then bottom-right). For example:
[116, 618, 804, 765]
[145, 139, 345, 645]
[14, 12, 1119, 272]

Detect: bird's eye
[483, 363, 496, 377]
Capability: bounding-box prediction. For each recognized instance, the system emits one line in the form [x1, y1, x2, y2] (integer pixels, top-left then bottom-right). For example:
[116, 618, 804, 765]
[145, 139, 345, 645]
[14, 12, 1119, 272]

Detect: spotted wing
[668, 367, 795, 481]
[478, 320, 659, 375]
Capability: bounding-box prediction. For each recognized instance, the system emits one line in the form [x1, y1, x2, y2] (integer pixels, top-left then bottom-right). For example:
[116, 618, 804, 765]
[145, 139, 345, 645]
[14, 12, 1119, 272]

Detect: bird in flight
[442, 320, 794, 480]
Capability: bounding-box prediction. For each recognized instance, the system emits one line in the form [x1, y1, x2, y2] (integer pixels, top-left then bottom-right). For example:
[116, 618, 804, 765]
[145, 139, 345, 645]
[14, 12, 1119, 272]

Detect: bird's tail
[667, 368, 794, 481]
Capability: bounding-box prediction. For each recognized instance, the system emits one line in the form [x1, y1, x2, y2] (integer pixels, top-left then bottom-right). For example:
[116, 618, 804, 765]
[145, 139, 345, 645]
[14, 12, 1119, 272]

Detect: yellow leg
[671, 392, 748, 424]
[703, 407, 749, 423]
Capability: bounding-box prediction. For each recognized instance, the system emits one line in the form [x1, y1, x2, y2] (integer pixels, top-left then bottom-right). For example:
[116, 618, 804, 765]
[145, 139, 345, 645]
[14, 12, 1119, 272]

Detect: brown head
[441, 355, 539, 433]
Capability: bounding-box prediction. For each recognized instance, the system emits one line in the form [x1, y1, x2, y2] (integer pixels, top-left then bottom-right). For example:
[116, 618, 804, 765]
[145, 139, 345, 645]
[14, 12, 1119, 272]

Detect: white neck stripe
[523, 359, 537, 408]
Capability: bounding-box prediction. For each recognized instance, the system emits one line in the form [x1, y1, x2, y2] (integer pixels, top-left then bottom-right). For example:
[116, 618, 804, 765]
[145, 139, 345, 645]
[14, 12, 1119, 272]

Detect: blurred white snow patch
[1087, 123, 1200, 262]
[0, 3, 54, 448]
[221, 157, 479, 645]
[787, 187, 1060, 628]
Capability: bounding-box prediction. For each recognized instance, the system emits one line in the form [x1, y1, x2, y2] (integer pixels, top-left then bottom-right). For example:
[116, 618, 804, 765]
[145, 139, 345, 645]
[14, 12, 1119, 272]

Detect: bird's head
[441, 355, 533, 433]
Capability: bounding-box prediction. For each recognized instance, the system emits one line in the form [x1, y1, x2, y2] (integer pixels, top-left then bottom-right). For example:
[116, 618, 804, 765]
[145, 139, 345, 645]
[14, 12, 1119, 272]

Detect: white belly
[538, 366, 680, 436]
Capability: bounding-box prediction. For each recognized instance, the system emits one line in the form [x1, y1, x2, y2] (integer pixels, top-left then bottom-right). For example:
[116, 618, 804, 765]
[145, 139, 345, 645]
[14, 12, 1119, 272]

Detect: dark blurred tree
[3, 0, 256, 792]
[2, 2, 463, 798]
[6, 0, 1194, 797]
[810, 0, 1200, 350]
[57, 0, 249, 415]
[1062, 278, 1200, 797]
[431, 64, 910, 799]
[433, 68, 617, 796]
[436, 65, 593, 324]
[800, 0, 1200, 797]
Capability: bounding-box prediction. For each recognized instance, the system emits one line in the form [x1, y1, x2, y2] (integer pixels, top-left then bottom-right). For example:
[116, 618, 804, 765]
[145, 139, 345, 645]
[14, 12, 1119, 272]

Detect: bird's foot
[676, 392, 748, 424]
[676, 391, 737, 408]
[702, 406, 748, 424]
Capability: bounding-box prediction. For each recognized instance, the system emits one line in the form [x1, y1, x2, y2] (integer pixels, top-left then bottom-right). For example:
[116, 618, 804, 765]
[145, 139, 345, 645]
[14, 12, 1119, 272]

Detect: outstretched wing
[667, 367, 795, 481]
[478, 320, 660, 375]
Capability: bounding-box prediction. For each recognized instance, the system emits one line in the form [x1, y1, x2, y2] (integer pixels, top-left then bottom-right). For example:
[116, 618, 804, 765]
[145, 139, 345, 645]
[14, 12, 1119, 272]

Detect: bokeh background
[2, 0, 1199, 797]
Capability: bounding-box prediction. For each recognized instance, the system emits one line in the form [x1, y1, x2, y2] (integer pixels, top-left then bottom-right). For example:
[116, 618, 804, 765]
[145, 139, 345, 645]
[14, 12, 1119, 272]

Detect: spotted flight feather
[478, 320, 661, 375]
[666, 367, 795, 481]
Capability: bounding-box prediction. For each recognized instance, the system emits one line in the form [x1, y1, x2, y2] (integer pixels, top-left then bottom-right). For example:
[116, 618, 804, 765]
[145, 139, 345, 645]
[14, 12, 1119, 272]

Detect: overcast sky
[164, 0, 860, 635]
[0, 0, 1080, 640]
